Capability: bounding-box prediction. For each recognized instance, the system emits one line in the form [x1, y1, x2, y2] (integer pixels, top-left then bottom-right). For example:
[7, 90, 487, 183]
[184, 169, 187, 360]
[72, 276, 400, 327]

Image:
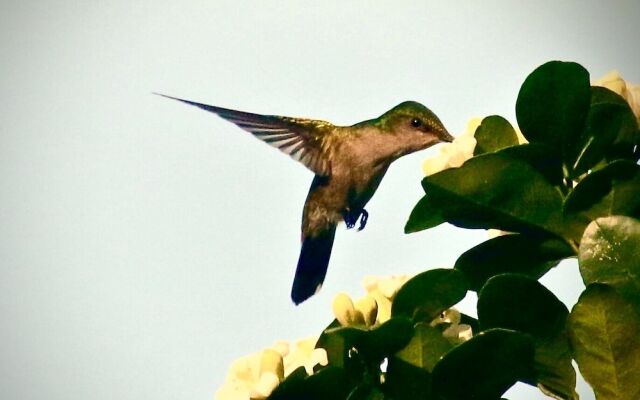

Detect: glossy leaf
[431, 329, 535, 400]
[497, 143, 564, 186]
[579, 216, 640, 312]
[405, 195, 445, 233]
[269, 366, 351, 400]
[564, 161, 640, 240]
[570, 87, 638, 176]
[569, 284, 640, 400]
[421, 152, 566, 237]
[316, 318, 413, 368]
[395, 322, 453, 372]
[455, 233, 574, 291]
[473, 115, 519, 155]
[478, 274, 577, 399]
[384, 357, 431, 400]
[392, 269, 468, 322]
[515, 61, 591, 161]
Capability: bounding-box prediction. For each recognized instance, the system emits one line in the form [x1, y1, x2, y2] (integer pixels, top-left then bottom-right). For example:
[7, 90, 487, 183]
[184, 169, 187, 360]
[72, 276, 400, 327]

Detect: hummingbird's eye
[410, 118, 422, 128]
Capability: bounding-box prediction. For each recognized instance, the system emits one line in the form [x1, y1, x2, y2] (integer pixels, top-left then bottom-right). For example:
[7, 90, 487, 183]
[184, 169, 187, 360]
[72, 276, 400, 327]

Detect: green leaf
[570, 87, 638, 176]
[384, 357, 431, 400]
[395, 322, 453, 372]
[269, 366, 352, 400]
[455, 233, 575, 291]
[392, 269, 468, 322]
[515, 61, 591, 162]
[421, 152, 566, 238]
[497, 143, 564, 186]
[578, 216, 640, 312]
[361, 317, 414, 360]
[431, 329, 535, 400]
[317, 318, 414, 368]
[564, 161, 640, 240]
[477, 274, 577, 399]
[474, 115, 519, 155]
[569, 284, 640, 400]
[404, 195, 446, 233]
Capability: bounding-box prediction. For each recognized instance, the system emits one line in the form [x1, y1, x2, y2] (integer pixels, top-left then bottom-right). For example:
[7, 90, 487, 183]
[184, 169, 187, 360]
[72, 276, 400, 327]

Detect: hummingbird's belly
[302, 164, 389, 235]
[345, 164, 389, 211]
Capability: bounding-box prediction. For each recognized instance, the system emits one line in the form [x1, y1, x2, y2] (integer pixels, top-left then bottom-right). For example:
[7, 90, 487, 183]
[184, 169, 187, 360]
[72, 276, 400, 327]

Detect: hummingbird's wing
[155, 94, 333, 176]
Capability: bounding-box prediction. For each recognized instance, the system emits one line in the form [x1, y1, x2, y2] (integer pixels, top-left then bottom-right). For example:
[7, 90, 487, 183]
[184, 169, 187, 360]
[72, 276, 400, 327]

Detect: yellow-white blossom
[332, 292, 378, 327]
[215, 337, 327, 400]
[593, 70, 640, 123]
[422, 118, 479, 175]
[362, 275, 412, 324]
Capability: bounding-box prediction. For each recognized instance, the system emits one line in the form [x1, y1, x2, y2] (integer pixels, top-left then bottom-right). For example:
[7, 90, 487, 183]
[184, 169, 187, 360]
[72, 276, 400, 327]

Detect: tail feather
[291, 226, 336, 305]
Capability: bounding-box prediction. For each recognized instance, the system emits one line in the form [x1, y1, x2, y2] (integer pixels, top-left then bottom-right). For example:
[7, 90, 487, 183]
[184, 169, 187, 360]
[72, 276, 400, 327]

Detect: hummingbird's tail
[291, 226, 336, 305]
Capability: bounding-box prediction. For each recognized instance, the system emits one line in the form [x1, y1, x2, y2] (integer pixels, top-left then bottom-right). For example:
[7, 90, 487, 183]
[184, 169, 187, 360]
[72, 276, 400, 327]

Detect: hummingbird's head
[372, 101, 454, 159]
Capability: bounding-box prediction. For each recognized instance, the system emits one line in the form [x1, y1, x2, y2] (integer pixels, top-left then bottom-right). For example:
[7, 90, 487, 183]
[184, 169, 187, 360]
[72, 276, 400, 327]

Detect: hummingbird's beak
[439, 129, 455, 143]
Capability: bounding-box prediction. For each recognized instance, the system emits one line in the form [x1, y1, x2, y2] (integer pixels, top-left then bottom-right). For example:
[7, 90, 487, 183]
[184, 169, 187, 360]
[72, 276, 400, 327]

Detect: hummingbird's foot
[357, 209, 368, 231]
[344, 211, 357, 229]
[344, 208, 369, 231]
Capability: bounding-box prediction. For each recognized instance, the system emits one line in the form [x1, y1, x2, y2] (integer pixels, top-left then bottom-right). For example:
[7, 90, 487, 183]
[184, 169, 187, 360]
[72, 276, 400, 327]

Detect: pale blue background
[2, 1, 639, 399]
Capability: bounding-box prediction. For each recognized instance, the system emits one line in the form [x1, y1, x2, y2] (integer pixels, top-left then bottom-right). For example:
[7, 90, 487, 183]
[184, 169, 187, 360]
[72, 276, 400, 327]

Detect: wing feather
[156, 93, 333, 176]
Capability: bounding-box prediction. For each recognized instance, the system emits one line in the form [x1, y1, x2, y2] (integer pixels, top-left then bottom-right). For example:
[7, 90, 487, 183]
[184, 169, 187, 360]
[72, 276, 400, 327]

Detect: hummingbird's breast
[301, 126, 392, 236]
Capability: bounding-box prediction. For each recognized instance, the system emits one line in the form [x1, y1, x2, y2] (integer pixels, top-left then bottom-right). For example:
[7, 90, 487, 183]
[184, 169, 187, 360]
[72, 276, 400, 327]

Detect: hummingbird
[156, 94, 453, 304]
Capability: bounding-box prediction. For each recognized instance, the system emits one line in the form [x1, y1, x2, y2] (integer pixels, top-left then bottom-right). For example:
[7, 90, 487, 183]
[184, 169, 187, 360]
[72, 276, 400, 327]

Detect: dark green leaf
[392, 269, 468, 322]
[269, 366, 352, 400]
[578, 216, 640, 313]
[422, 152, 566, 238]
[569, 284, 640, 400]
[404, 195, 446, 233]
[455, 233, 575, 291]
[474, 115, 519, 155]
[384, 357, 432, 400]
[564, 161, 640, 241]
[431, 329, 535, 400]
[317, 318, 414, 368]
[497, 143, 564, 186]
[478, 275, 577, 399]
[515, 61, 591, 162]
[570, 87, 638, 176]
[395, 322, 453, 372]
[362, 318, 414, 361]
[460, 313, 480, 334]
[314, 319, 342, 370]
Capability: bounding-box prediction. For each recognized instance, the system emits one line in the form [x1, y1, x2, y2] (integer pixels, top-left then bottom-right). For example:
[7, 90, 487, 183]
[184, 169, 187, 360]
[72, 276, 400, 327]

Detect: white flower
[593, 70, 640, 122]
[422, 118, 478, 176]
[215, 337, 328, 400]
[362, 275, 412, 324]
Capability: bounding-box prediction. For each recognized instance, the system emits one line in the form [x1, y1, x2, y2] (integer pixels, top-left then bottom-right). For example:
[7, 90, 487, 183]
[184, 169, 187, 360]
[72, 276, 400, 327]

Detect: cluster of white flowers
[215, 337, 328, 400]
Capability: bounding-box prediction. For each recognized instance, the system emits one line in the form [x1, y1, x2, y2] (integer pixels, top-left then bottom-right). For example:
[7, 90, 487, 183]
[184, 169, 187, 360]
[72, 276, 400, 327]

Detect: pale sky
[1, 1, 639, 399]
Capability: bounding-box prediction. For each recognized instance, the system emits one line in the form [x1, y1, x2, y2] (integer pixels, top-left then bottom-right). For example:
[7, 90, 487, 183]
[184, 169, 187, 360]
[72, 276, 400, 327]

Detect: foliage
[267, 61, 640, 399]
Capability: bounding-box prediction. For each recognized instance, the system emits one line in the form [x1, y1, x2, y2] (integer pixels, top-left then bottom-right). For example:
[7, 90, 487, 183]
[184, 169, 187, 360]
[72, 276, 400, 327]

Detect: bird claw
[357, 209, 368, 231]
[344, 209, 369, 231]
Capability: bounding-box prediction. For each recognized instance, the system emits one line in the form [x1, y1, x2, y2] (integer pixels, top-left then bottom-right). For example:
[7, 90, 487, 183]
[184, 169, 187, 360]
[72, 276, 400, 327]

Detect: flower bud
[332, 292, 364, 326]
[354, 295, 378, 326]
[259, 349, 284, 382]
